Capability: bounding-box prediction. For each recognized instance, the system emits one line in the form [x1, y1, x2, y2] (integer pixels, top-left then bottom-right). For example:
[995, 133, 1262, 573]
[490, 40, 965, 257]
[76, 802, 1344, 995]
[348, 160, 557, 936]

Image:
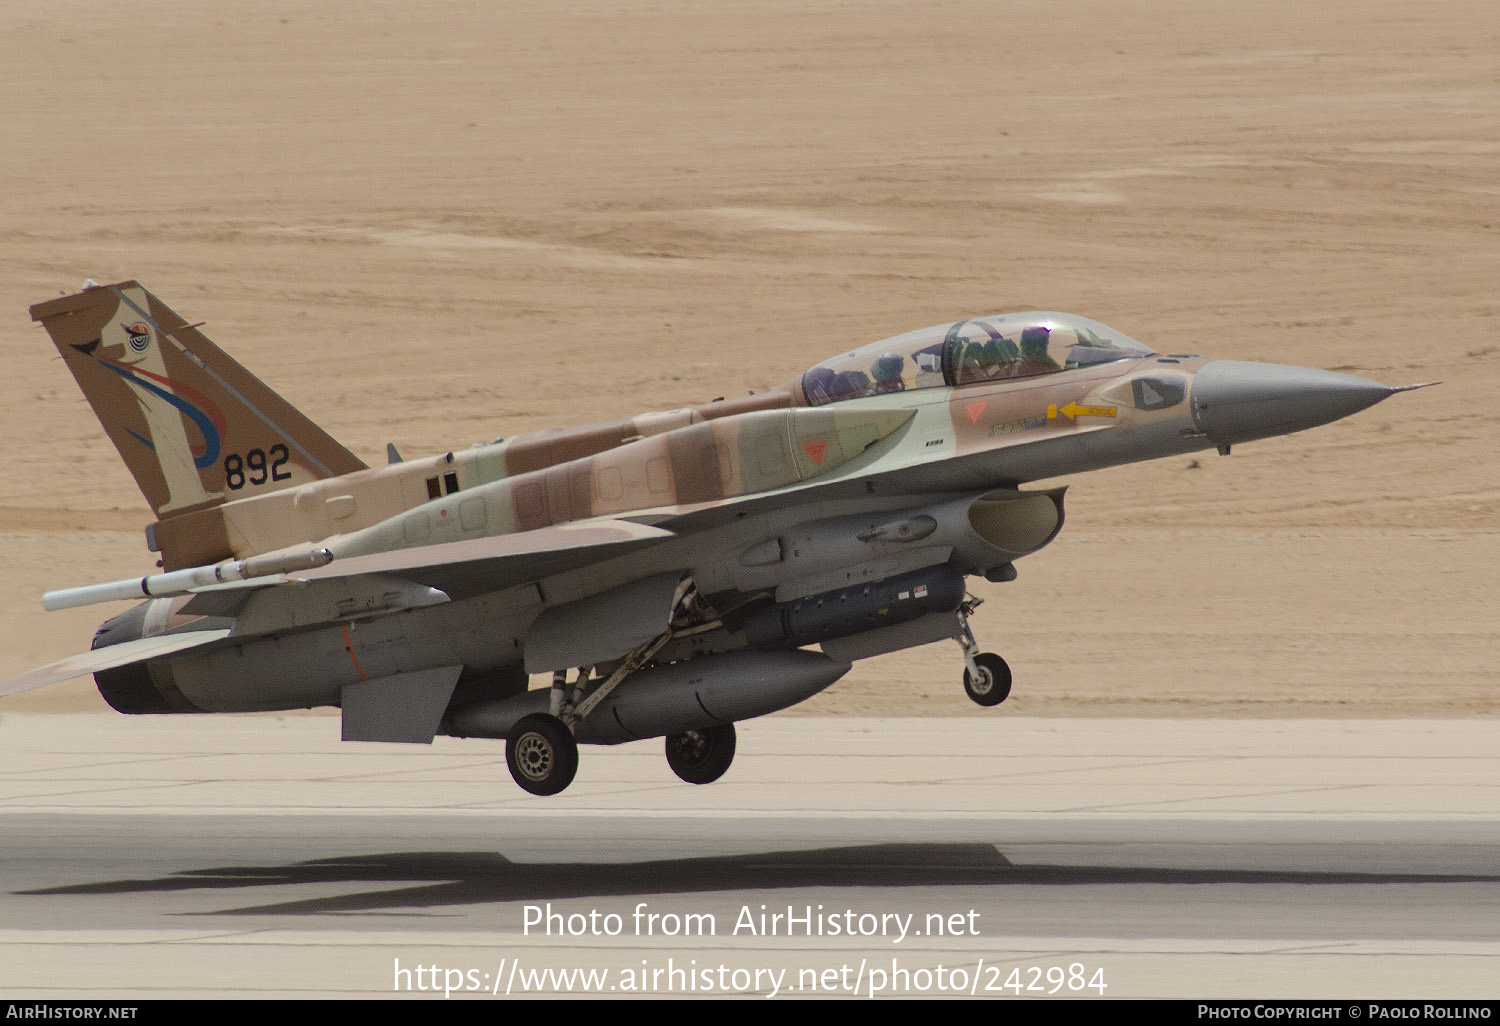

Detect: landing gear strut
[665, 723, 737, 784]
[504, 575, 727, 797]
[956, 596, 1011, 707]
[505, 713, 579, 796]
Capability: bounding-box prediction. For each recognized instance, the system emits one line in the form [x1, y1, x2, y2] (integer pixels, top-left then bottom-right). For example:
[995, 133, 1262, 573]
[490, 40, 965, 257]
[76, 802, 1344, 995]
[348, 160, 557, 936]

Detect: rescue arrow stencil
[1047, 401, 1117, 422]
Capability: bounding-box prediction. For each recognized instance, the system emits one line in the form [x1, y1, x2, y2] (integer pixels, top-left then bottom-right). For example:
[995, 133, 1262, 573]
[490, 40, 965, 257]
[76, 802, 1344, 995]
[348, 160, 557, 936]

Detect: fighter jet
[2, 281, 1431, 795]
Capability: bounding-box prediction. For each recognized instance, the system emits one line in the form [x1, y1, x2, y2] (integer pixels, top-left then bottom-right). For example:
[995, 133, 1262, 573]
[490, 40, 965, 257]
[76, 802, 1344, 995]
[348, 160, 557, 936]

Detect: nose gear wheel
[963, 651, 1012, 706]
[955, 597, 1012, 707]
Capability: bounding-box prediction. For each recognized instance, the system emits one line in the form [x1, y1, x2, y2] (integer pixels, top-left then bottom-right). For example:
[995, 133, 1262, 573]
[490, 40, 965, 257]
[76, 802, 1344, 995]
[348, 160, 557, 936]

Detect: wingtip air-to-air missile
[4, 280, 1435, 795]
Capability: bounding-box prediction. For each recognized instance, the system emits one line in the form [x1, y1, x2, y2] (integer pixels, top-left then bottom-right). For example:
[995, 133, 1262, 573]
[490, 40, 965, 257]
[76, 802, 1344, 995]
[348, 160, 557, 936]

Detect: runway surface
[0, 713, 1496, 998]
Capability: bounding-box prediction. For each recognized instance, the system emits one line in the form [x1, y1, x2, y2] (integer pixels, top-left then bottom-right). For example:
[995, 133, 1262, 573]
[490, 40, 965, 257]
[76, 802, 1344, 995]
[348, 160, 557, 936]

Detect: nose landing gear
[963, 651, 1012, 706]
[956, 596, 1012, 707]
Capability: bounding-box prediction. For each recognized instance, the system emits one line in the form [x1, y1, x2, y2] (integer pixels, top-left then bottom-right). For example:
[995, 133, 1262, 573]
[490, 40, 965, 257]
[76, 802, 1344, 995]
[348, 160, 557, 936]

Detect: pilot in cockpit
[870, 352, 906, 393]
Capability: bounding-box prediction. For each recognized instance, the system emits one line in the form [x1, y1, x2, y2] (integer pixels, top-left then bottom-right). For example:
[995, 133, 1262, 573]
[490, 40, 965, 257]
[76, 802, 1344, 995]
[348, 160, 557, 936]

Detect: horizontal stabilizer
[0, 630, 231, 697]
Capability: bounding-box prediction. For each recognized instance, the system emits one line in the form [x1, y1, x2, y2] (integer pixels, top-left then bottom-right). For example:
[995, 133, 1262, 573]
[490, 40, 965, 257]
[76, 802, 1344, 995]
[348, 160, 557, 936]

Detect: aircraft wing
[283, 519, 677, 601]
[0, 630, 232, 697]
[5, 521, 676, 698]
[40, 518, 678, 619]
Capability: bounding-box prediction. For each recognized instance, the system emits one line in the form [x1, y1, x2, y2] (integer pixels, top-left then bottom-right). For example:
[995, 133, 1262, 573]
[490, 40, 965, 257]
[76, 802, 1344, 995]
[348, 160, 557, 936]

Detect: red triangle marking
[966, 401, 987, 424]
[802, 439, 828, 464]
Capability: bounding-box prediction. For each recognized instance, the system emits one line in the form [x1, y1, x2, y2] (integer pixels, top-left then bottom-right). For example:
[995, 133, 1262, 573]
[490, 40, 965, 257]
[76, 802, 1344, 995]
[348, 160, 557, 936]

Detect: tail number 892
[224, 443, 293, 490]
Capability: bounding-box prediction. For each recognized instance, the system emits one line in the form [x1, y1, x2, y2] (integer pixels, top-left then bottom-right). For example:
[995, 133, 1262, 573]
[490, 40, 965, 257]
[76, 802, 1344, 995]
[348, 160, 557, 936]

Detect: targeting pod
[744, 565, 967, 651]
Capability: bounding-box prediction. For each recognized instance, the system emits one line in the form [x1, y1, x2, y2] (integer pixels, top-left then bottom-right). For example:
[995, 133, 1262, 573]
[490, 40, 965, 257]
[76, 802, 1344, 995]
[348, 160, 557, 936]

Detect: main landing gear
[502, 716, 739, 794]
[503, 576, 744, 796]
[505, 713, 579, 796]
[956, 596, 1012, 707]
[665, 723, 737, 784]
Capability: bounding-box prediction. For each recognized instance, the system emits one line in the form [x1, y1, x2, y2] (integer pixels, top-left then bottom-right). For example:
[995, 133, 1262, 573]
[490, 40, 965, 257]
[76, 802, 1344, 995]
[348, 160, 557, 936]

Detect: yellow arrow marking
[1048, 401, 1117, 422]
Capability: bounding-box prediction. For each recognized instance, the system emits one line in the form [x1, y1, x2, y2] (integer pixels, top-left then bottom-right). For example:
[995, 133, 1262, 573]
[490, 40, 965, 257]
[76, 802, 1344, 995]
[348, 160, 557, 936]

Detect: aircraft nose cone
[1190, 361, 1396, 446]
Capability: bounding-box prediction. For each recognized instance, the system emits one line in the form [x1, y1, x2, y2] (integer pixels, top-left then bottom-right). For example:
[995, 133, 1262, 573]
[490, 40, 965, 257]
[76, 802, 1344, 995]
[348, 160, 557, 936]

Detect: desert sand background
[1, 0, 1495, 717]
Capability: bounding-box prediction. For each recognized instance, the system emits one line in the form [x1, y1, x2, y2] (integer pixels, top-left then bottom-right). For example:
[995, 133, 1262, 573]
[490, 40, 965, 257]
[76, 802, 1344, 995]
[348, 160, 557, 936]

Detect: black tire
[664, 723, 737, 785]
[963, 652, 1012, 707]
[505, 714, 579, 796]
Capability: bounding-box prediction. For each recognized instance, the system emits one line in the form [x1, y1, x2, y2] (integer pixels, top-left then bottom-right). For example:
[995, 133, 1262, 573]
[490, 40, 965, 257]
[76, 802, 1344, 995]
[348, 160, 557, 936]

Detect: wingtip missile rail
[42, 548, 334, 611]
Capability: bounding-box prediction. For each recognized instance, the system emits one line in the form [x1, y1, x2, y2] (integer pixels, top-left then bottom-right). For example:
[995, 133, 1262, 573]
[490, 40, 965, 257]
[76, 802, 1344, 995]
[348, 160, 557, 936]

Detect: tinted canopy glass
[800, 313, 1155, 405]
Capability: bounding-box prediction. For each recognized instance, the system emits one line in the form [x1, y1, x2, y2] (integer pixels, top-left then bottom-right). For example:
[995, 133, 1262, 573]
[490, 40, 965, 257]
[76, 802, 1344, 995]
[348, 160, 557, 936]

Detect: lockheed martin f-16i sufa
[2, 281, 1433, 795]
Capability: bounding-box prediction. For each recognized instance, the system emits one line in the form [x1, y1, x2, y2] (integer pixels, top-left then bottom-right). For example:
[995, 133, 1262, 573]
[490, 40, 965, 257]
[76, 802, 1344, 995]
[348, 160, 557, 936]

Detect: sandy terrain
[1, 0, 1496, 716]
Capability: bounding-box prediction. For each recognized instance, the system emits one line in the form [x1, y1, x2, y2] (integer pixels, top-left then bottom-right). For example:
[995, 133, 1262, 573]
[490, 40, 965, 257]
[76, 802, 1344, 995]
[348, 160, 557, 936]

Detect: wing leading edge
[291, 519, 677, 599]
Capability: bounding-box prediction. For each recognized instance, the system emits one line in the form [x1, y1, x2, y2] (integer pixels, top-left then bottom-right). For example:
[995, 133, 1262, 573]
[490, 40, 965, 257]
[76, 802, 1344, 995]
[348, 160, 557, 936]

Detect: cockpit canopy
[799, 313, 1156, 406]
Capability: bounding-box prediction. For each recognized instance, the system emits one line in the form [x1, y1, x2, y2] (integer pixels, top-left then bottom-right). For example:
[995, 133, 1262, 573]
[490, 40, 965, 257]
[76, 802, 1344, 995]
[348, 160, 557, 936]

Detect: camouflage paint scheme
[8, 281, 1414, 795]
[31, 288, 1201, 571]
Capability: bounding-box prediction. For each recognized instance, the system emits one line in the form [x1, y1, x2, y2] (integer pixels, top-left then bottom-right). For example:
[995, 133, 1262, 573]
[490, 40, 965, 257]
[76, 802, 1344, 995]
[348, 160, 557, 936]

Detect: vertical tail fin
[31, 279, 367, 528]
